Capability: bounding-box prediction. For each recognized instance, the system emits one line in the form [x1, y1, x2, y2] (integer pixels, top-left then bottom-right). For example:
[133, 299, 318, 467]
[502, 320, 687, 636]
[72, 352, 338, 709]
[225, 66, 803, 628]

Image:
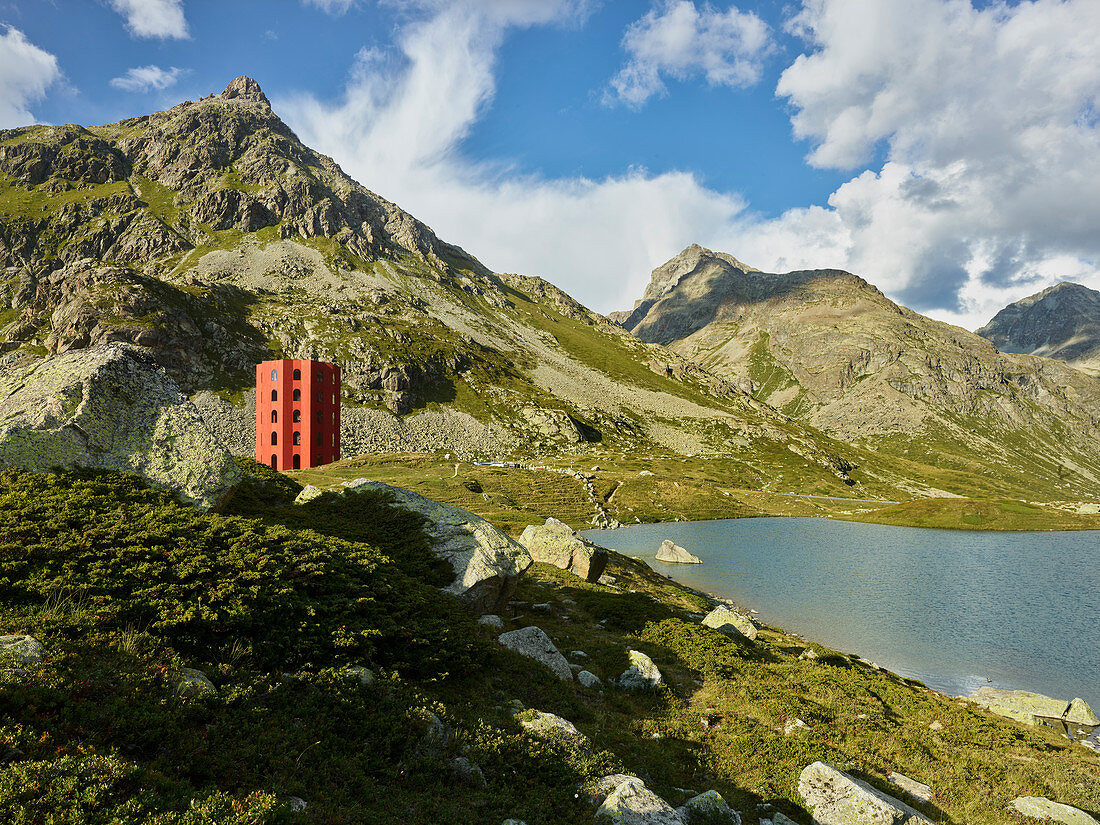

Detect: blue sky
[1, 1, 1098, 329]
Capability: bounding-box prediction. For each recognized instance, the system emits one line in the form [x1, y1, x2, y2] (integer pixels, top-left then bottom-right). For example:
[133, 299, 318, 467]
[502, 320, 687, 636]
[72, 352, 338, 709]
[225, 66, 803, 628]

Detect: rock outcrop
[978, 282, 1100, 373]
[968, 687, 1100, 727]
[798, 762, 934, 825]
[701, 605, 758, 640]
[1011, 797, 1099, 825]
[342, 479, 532, 614]
[594, 774, 683, 824]
[0, 634, 43, 665]
[517, 710, 589, 750]
[518, 517, 608, 582]
[618, 649, 663, 690]
[497, 626, 572, 681]
[656, 539, 702, 564]
[0, 344, 239, 509]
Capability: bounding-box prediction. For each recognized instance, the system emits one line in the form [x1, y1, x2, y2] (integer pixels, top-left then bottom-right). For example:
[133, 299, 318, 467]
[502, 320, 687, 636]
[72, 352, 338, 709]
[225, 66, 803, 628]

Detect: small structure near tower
[256, 359, 341, 471]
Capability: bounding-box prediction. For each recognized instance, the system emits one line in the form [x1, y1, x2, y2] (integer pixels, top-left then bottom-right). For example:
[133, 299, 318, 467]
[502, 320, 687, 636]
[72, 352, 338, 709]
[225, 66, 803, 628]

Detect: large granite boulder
[0, 345, 239, 509]
[0, 634, 43, 665]
[702, 605, 758, 641]
[1011, 797, 1099, 825]
[595, 775, 683, 824]
[798, 762, 934, 825]
[518, 517, 608, 582]
[498, 626, 573, 681]
[656, 539, 702, 564]
[968, 687, 1099, 727]
[343, 479, 532, 614]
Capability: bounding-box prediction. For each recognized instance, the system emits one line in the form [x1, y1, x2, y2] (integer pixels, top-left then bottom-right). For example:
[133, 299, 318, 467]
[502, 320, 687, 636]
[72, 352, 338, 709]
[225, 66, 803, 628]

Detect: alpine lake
[582, 517, 1100, 742]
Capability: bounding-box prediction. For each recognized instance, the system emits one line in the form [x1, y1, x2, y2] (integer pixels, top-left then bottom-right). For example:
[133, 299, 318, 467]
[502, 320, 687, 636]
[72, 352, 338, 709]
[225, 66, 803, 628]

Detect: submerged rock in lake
[656, 539, 702, 564]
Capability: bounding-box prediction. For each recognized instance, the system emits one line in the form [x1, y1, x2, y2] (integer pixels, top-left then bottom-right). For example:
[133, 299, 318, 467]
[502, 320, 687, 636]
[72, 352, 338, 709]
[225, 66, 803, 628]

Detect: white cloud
[280, 1, 744, 313]
[279, 0, 1100, 332]
[0, 27, 61, 129]
[607, 1, 772, 108]
[109, 65, 183, 93]
[764, 0, 1100, 327]
[109, 0, 188, 39]
[302, 0, 359, 15]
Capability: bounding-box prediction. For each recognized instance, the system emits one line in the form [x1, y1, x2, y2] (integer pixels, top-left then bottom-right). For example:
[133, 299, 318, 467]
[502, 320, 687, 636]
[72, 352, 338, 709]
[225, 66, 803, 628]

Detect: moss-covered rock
[0, 344, 239, 508]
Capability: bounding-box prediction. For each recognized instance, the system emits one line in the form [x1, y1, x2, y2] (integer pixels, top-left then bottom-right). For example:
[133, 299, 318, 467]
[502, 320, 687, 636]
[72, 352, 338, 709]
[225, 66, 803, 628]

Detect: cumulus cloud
[109, 0, 189, 39]
[607, 1, 772, 108]
[766, 0, 1100, 327]
[109, 65, 184, 93]
[279, 0, 1100, 330]
[0, 27, 61, 129]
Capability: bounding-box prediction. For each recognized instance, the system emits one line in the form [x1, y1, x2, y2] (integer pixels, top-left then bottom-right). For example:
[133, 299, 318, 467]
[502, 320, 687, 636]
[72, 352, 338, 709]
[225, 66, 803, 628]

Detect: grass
[2, 465, 1099, 824]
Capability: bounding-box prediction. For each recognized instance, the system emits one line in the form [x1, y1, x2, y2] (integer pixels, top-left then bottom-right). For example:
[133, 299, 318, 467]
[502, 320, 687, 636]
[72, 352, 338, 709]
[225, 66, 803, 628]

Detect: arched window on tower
[270, 454, 277, 469]
[316, 411, 322, 424]
[271, 389, 277, 402]
[271, 431, 277, 445]
[293, 389, 301, 401]
[271, 368, 278, 381]
[293, 368, 301, 380]
[293, 410, 301, 422]
[293, 431, 301, 445]
[270, 410, 277, 424]
[316, 390, 323, 402]
[292, 455, 301, 470]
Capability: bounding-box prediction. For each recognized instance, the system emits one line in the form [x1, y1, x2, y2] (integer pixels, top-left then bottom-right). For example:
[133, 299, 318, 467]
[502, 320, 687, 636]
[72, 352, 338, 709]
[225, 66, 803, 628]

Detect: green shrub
[640, 619, 749, 679]
[0, 468, 482, 678]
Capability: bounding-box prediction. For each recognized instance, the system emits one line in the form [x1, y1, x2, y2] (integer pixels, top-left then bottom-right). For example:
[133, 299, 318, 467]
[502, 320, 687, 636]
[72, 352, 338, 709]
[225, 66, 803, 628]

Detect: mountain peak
[977, 281, 1100, 371]
[221, 76, 269, 106]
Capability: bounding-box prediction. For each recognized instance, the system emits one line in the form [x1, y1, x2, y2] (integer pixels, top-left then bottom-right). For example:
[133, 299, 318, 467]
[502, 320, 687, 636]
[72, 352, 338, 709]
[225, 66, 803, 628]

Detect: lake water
[581, 517, 1100, 711]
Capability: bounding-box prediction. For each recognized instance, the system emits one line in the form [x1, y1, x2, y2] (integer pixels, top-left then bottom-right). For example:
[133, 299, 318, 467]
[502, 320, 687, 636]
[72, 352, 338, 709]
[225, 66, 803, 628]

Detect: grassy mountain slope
[617, 245, 1100, 501]
[0, 76, 958, 505]
[2, 465, 1099, 824]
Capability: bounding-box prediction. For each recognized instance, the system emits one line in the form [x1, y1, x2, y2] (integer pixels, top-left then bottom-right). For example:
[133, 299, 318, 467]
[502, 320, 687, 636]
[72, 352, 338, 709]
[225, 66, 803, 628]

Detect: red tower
[255, 359, 341, 471]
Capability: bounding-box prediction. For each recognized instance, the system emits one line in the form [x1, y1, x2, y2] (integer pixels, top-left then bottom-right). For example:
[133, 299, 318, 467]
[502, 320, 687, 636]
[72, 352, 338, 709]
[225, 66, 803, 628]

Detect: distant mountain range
[614, 244, 1100, 495]
[977, 281, 1100, 375]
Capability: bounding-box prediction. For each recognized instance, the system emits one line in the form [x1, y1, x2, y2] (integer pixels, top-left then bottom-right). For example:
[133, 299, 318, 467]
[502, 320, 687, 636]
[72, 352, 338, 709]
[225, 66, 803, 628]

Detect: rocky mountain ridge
[0, 78, 879, 499]
[617, 245, 1100, 495]
[978, 281, 1100, 374]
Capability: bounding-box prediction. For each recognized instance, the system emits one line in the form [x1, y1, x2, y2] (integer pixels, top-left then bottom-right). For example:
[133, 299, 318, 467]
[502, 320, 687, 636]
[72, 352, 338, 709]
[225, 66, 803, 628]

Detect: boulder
[345, 666, 375, 686]
[0, 634, 43, 665]
[343, 479, 532, 614]
[0, 345, 240, 509]
[518, 517, 608, 582]
[887, 772, 933, 803]
[595, 775, 683, 825]
[175, 667, 216, 698]
[655, 539, 702, 564]
[478, 614, 505, 629]
[578, 670, 603, 688]
[1066, 697, 1100, 727]
[618, 649, 663, 690]
[448, 756, 486, 788]
[1011, 797, 1099, 825]
[702, 605, 758, 641]
[968, 686, 1098, 727]
[517, 710, 589, 750]
[798, 762, 934, 825]
[497, 626, 572, 681]
[285, 797, 307, 813]
[294, 484, 324, 504]
[676, 790, 740, 824]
